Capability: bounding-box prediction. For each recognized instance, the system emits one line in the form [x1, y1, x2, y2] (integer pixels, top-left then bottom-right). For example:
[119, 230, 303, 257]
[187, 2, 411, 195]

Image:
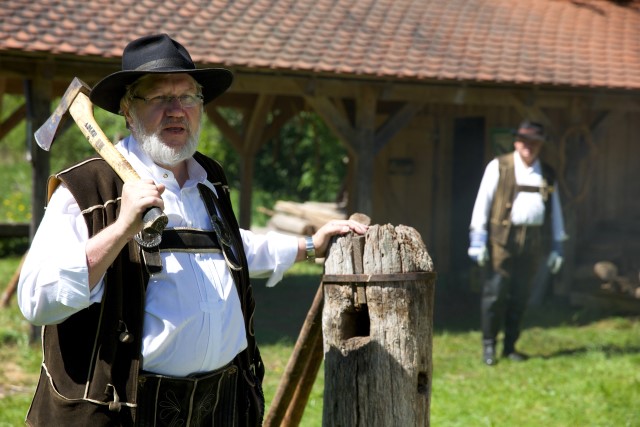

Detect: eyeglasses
[132, 94, 204, 109]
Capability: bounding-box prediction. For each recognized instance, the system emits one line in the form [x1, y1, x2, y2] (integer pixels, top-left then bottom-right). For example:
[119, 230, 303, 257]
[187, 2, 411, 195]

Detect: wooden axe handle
[69, 92, 140, 182]
[68, 91, 168, 241]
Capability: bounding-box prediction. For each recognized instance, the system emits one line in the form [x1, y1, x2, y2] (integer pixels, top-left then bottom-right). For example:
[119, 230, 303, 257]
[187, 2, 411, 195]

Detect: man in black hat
[467, 120, 567, 366]
[18, 34, 367, 426]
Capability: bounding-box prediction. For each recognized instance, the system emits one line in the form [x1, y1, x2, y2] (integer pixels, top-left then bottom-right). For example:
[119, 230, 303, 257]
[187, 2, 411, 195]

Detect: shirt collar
[513, 150, 541, 173]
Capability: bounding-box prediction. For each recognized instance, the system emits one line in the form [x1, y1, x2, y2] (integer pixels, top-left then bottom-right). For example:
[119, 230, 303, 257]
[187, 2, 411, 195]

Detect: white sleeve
[18, 185, 104, 326]
[240, 229, 298, 288]
[469, 159, 499, 232]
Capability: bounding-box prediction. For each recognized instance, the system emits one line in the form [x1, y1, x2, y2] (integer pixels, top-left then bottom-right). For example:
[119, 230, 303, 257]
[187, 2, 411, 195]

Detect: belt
[140, 228, 223, 275]
[159, 228, 222, 253]
[136, 362, 239, 427]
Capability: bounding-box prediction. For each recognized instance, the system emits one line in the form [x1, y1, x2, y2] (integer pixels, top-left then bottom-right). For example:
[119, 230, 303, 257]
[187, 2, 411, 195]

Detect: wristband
[305, 236, 316, 262]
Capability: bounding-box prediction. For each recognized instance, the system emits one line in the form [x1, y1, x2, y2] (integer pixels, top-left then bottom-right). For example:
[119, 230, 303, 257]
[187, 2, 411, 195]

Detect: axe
[34, 77, 168, 247]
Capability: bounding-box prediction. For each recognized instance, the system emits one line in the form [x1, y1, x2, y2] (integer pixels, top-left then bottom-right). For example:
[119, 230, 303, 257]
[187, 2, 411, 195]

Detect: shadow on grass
[252, 274, 322, 345]
[535, 344, 640, 360]
[251, 271, 640, 345]
[433, 285, 639, 333]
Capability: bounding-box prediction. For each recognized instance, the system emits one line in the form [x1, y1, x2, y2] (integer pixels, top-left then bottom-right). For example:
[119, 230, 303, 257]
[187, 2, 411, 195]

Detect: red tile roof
[1, 0, 640, 90]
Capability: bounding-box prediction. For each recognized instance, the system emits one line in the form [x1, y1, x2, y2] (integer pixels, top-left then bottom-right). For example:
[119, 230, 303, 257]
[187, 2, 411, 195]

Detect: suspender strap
[517, 185, 541, 193]
[516, 184, 554, 202]
[140, 247, 163, 275]
[137, 185, 243, 275]
[197, 183, 243, 272]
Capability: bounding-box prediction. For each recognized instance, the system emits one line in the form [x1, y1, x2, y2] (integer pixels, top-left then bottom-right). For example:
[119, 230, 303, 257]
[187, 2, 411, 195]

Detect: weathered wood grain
[323, 224, 435, 426]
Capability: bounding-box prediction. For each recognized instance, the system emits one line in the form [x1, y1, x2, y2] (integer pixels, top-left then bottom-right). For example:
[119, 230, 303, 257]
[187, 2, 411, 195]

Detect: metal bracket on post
[323, 272, 437, 284]
[352, 235, 367, 309]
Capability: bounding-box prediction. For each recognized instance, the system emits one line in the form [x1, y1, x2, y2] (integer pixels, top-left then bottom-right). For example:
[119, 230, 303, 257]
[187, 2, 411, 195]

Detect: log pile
[572, 222, 640, 302]
[594, 261, 640, 299]
[569, 222, 640, 312]
[259, 200, 347, 235]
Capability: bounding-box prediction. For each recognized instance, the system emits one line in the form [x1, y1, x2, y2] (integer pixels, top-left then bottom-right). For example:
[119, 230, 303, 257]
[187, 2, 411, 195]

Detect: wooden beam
[0, 251, 28, 309]
[25, 74, 52, 344]
[264, 282, 324, 427]
[508, 92, 552, 127]
[204, 106, 243, 151]
[234, 94, 276, 228]
[260, 99, 301, 146]
[26, 76, 52, 241]
[229, 72, 640, 111]
[353, 86, 377, 216]
[0, 223, 29, 238]
[207, 95, 292, 228]
[589, 111, 611, 133]
[0, 56, 118, 88]
[0, 103, 26, 140]
[238, 154, 255, 229]
[0, 77, 5, 113]
[2, 56, 640, 111]
[303, 95, 357, 156]
[245, 94, 276, 155]
[374, 101, 425, 155]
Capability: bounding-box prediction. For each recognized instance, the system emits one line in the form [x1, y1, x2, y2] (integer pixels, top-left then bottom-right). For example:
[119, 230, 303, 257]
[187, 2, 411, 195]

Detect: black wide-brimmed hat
[512, 120, 546, 142]
[90, 34, 233, 114]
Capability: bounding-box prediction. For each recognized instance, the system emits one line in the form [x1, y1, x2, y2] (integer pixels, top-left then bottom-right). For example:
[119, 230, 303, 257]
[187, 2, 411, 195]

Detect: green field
[1, 256, 638, 426]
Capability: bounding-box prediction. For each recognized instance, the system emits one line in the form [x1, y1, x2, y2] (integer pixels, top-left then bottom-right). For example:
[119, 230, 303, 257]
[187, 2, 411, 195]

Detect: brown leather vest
[488, 153, 555, 247]
[26, 153, 262, 426]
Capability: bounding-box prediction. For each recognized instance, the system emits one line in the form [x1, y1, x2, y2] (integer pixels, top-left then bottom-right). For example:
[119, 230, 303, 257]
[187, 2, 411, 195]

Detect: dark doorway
[450, 117, 486, 293]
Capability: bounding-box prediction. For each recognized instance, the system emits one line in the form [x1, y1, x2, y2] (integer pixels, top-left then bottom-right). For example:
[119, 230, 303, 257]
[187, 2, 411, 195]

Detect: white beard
[132, 114, 201, 167]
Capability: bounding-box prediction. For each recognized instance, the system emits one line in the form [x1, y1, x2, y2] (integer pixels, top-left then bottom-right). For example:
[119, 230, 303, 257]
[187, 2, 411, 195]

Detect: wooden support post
[265, 213, 372, 426]
[322, 224, 436, 426]
[26, 74, 51, 344]
[1, 251, 28, 308]
[264, 282, 324, 427]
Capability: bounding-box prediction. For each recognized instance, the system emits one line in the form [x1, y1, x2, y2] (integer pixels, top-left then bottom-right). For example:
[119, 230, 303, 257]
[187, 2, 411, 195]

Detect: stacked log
[594, 261, 640, 299]
[260, 200, 347, 235]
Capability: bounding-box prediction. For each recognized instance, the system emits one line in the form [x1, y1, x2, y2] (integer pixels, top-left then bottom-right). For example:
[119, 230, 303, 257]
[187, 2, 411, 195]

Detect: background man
[468, 120, 567, 366]
[18, 34, 367, 426]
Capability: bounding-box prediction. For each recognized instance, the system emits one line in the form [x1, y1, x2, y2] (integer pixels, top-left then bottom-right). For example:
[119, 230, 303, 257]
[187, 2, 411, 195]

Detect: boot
[483, 340, 497, 366]
[504, 351, 528, 362]
[502, 341, 528, 362]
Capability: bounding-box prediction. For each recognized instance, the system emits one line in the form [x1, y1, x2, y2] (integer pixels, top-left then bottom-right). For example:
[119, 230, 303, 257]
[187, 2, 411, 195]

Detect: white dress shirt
[469, 151, 567, 242]
[18, 136, 299, 376]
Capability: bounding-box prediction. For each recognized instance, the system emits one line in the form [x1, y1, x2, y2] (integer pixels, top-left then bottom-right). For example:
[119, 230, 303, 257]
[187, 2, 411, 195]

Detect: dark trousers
[136, 362, 239, 427]
[482, 226, 541, 352]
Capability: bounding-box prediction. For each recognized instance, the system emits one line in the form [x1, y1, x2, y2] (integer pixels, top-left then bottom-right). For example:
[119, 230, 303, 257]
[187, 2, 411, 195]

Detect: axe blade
[34, 77, 91, 151]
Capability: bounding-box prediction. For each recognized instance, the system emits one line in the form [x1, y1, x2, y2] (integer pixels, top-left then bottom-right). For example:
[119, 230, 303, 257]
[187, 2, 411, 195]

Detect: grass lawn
[1, 258, 639, 426]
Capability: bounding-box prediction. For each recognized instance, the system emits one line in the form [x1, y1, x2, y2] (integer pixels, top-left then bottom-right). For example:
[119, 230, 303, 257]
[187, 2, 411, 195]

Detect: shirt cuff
[264, 231, 298, 288]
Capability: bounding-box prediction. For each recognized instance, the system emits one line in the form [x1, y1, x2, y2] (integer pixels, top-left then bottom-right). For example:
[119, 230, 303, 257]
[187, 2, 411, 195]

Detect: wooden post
[322, 224, 436, 426]
[26, 75, 51, 344]
[0, 251, 28, 308]
[264, 283, 324, 427]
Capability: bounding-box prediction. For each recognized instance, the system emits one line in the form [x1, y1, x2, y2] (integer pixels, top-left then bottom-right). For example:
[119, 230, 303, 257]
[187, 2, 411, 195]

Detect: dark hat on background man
[513, 120, 546, 142]
[90, 34, 233, 114]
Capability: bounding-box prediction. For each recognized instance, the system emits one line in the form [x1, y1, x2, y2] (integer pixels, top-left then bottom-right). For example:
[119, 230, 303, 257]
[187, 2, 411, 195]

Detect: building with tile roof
[2, 0, 640, 307]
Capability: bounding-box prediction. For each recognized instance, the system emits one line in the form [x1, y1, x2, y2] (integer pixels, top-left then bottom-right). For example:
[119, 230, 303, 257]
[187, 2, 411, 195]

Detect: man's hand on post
[313, 220, 369, 258]
[468, 230, 489, 267]
[297, 219, 369, 262]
